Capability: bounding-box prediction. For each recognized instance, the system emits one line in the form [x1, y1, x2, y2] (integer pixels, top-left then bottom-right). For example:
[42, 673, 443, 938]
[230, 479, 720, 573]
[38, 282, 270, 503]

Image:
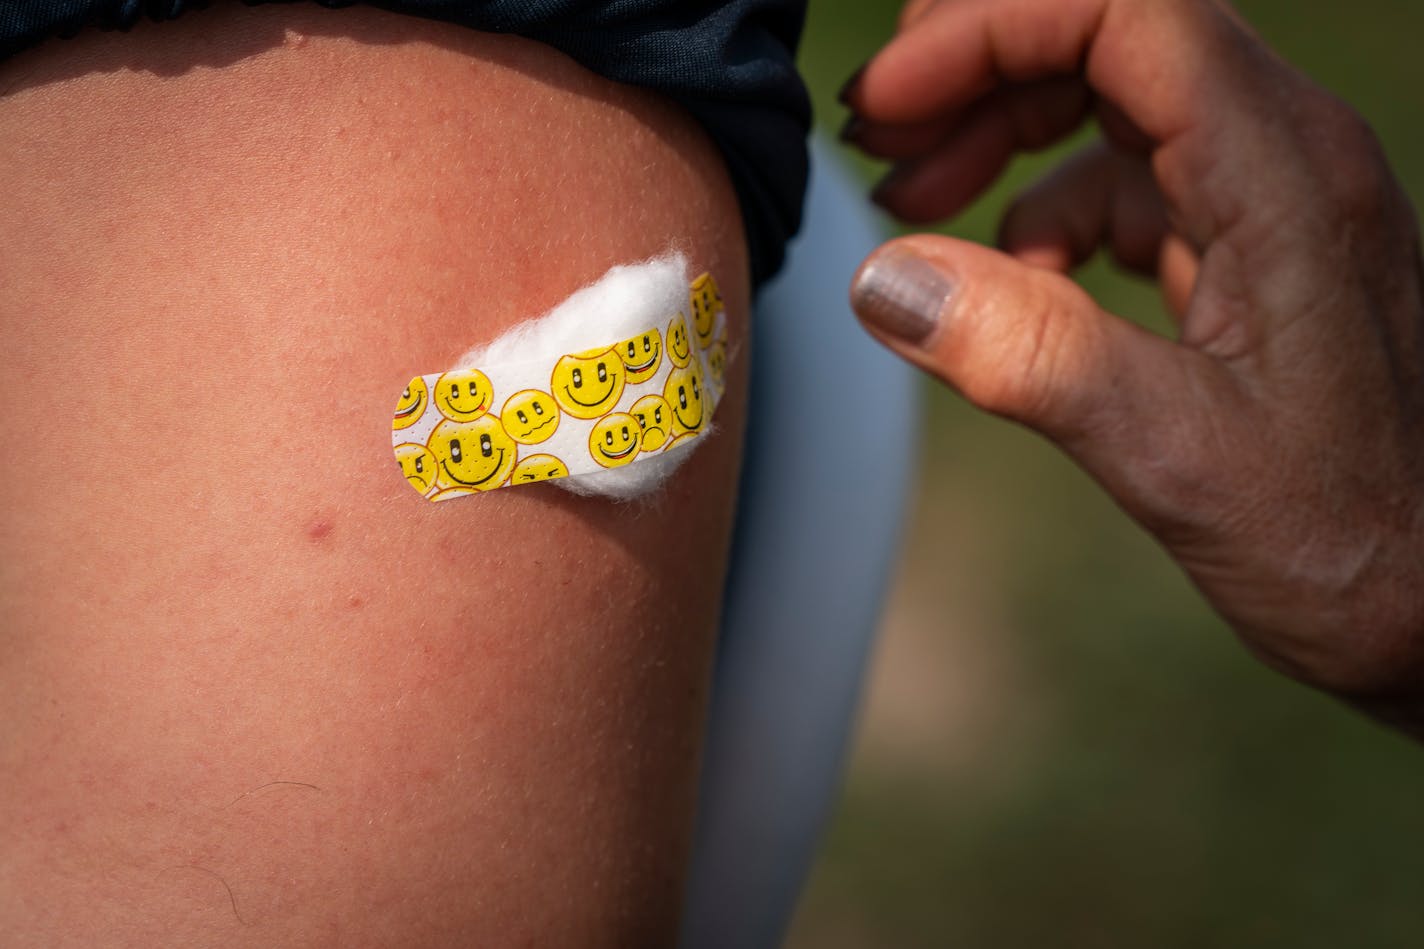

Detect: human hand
[841, 0, 1424, 733]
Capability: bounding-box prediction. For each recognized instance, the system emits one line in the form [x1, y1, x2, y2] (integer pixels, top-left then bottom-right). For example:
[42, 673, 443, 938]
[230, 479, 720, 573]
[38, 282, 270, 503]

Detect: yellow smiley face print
[394, 442, 438, 495]
[589, 412, 642, 468]
[666, 313, 692, 369]
[618, 328, 663, 384]
[690, 272, 723, 349]
[428, 415, 516, 492]
[500, 389, 561, 444]
[707, 339, 727, 390]
[511, 453, 568, 484]
[629, 394, 672, 453]
[551, 348, 626, 420]
[434, 368, 495, 422]
[663, 362, 706, 436]
[393, 377, 429, 431]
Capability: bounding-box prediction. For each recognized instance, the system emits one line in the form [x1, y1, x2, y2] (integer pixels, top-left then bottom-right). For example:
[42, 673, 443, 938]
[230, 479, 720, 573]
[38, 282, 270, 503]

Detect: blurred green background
[783, 2, 1424, 947]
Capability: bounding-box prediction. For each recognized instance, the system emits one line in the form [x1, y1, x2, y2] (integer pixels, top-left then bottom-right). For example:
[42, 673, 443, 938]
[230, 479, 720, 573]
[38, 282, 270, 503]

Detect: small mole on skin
[347, 595, 364, 610]
[306, 519, 334, 543]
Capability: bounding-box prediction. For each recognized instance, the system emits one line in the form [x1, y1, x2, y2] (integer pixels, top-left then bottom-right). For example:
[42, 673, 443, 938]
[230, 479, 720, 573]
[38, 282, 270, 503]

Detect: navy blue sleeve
[0, 0, 812, 285]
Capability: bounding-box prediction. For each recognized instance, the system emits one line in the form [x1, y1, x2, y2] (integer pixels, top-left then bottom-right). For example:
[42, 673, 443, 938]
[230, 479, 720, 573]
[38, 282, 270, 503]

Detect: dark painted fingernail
[838, 114, 866, 144]
[851, 248, 951, 344]
[837, 63, 866, 105]
[869, 163, 912, 207]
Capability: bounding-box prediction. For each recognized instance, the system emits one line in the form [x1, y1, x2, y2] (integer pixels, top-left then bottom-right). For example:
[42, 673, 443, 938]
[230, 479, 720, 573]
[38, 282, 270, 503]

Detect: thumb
[850, 236, 1209, 505]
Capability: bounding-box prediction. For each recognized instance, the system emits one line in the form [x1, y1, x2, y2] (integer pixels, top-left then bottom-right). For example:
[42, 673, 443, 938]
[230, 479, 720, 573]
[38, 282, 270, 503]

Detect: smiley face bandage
[392, 255, 728, 502]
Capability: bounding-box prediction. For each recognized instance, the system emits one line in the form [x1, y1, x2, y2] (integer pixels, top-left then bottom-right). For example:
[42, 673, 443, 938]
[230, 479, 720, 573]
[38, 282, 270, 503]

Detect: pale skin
[845, 0, 1424, 734]
[0, 4, 748, 945]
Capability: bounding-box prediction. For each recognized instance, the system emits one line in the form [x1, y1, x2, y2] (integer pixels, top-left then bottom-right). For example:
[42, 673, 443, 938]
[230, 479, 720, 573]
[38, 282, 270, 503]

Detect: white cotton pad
[390, 252, 730, 502]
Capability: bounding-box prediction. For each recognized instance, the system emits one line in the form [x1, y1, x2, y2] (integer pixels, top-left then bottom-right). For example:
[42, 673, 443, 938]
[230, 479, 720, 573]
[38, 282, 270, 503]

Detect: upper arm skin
[0, 6, 749, 946]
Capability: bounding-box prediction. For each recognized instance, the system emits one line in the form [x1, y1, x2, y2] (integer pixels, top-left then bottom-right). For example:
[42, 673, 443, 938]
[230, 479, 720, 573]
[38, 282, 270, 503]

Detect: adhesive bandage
[392, 254, 728, 502]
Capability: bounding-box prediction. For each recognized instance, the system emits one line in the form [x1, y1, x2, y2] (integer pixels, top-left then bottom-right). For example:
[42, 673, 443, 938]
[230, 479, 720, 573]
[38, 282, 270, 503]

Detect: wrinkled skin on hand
[843, 0, 1424, 734]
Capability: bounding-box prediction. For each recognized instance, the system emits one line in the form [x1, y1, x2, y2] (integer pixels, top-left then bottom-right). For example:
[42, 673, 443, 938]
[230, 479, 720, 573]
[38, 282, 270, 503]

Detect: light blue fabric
[679, 139, 921, 949]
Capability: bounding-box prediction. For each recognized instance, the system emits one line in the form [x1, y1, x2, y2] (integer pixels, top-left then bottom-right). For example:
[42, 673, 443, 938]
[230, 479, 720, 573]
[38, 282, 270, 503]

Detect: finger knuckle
[1305, 98, 1394, 216]
[949, 276, 1076, 425]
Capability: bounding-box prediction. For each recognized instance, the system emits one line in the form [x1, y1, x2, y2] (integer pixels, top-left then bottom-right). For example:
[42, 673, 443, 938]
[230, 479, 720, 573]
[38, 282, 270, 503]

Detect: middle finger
[869, 77, 1092, 224]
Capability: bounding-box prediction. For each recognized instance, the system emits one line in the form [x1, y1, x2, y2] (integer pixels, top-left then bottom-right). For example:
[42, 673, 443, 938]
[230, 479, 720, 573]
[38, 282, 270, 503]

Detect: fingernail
[851, 248, 951, 345]
[837, 63, 866, 105]
[838, 114, 865, 144]
[869, 162, 913, 208]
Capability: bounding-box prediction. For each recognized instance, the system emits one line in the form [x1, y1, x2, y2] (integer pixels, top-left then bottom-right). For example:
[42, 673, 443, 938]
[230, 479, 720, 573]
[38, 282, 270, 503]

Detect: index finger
[849, 0, 1253, 143]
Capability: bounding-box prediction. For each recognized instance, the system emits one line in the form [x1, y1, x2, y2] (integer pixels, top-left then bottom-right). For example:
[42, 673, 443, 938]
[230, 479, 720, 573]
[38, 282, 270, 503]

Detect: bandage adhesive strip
[392, 269, 728, 501]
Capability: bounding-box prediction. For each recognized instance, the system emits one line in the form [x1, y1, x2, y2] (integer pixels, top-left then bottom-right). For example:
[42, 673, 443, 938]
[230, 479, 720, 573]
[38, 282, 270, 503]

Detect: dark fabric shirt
[0, 0, 811, 285]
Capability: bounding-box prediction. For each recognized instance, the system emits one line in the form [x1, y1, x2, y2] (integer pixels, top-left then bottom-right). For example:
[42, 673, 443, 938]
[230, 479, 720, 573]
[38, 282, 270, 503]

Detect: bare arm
[0, 4, 748, 944]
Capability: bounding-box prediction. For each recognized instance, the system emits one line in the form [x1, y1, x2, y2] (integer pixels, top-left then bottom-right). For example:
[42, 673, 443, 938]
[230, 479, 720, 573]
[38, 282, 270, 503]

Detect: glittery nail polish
[851, 249, 952, 344]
